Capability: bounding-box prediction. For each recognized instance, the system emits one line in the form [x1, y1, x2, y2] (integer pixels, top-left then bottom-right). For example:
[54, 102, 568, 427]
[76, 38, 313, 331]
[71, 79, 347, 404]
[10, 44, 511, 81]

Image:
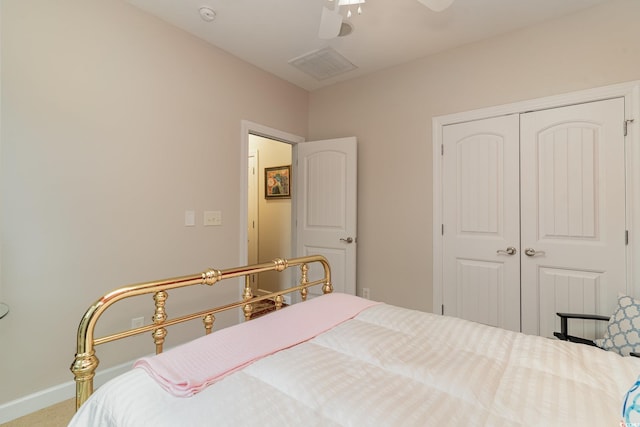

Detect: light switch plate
[185, 210, 195, 226]
[204, 210, 222, 226]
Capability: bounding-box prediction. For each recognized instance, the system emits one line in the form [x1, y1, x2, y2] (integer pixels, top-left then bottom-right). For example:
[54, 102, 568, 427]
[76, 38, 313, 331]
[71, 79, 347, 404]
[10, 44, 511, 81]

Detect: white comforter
[69, 302, 640, 426]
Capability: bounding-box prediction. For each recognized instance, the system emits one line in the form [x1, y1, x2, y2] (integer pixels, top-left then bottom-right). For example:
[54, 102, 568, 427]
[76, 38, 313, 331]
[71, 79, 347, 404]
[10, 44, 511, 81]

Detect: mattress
[69, 296, 640, 426]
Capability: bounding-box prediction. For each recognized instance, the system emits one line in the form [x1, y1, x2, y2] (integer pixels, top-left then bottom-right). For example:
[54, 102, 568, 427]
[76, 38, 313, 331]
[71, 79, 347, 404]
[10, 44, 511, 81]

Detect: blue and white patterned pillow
[595, 295, 640, 356]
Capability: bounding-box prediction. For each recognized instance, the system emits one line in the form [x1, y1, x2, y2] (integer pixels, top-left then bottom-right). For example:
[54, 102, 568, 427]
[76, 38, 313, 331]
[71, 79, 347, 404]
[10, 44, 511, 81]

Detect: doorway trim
[239, 120, 305, 268]
[432, 81, 640, 315]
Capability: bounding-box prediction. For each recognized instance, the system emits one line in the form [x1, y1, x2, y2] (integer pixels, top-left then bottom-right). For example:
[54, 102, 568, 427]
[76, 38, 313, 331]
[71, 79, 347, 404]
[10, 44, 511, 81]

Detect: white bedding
[69, 301, 640, 426]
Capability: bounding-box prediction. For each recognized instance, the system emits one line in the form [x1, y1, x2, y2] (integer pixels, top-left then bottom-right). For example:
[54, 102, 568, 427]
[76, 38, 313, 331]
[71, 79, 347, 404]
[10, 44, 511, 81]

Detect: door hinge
[441, 144, 444, 156]
[626, 230, 629, 245]
[441, 224, 444, 235]
[624, 119, 635, 137]
[441, 304, 444, 315]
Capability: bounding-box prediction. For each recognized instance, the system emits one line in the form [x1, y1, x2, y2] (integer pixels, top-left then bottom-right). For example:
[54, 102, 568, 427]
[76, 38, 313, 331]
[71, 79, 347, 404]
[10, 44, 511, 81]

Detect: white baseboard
[0, 360, 133, 424]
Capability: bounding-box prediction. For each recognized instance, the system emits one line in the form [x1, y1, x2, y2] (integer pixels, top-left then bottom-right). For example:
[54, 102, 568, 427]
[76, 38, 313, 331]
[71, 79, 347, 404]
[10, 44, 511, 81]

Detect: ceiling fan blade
[416, 0, 455, 12]
[318, 5, 343, 39]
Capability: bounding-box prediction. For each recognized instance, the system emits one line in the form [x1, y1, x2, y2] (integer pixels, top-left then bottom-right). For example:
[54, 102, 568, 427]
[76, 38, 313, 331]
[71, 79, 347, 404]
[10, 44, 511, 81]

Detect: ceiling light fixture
[339, 0, 365, 18]
[331, 0, 365, 18]
[319, 0, 364, 39]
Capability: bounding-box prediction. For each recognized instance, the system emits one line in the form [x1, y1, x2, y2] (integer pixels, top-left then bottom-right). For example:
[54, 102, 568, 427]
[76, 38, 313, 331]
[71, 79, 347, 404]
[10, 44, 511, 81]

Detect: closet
[439, 97, 627, 338]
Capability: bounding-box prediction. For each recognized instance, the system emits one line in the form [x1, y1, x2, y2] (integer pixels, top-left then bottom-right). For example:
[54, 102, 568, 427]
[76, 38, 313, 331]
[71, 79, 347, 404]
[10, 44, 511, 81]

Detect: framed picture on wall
[265, 165, 291, 199]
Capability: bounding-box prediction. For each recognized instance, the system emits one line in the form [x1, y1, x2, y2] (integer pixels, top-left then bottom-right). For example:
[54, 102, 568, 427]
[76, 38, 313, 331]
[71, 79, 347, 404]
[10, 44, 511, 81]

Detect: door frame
[432, 81, 640, 315]
[239, 120, 304, 276]
[247, 148, 259, 290]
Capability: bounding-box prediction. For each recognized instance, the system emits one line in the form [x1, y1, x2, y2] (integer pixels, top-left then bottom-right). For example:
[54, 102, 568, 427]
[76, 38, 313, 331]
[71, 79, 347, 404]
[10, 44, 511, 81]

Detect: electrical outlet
[362, 288, 370, 299]
[131, 317, 144, 329]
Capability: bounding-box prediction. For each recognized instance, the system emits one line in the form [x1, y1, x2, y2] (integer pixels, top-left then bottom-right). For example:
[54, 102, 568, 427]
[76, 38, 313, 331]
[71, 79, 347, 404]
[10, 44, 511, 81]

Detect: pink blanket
[133, 293, 380, 397]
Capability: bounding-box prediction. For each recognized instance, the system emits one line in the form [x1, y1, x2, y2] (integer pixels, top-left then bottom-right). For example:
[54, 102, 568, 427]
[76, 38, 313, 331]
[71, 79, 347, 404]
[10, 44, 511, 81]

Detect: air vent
[288, 47, 357, 81]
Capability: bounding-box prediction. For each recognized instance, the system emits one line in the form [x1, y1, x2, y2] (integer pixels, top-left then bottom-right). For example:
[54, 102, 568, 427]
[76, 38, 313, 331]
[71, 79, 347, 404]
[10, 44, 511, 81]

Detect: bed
[69, 255, 640, 426]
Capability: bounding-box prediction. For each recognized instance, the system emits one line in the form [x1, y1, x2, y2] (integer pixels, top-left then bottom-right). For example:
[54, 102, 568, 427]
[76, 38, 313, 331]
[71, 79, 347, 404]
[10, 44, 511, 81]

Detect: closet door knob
[524, 248, 545, 257]
[340, 237, 354, 244]
[496, 246, 517, 255]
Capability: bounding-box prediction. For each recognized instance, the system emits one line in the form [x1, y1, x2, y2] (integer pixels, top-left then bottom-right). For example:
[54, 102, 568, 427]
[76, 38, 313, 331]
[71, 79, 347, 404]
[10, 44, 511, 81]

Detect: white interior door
[442, 115, 521, 331]
[520, 98, 627, 337]
[441, 99, 627, 336]
[295, 137, 357, 297]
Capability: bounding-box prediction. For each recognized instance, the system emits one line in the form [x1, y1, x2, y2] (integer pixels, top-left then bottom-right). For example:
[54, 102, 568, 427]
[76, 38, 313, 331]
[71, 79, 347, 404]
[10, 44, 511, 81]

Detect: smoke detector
[199, 7, 216, 22]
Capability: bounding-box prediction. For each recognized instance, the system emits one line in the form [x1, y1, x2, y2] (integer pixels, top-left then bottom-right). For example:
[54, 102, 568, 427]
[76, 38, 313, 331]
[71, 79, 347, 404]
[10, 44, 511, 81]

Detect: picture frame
[265, 165, 291, 199]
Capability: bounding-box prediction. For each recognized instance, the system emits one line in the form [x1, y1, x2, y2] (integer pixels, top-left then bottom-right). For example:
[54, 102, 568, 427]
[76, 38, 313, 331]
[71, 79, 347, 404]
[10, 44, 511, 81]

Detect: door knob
[496, 246, 517, 255]
[340, 237, 354, 244]
[524, 248, 545, 257]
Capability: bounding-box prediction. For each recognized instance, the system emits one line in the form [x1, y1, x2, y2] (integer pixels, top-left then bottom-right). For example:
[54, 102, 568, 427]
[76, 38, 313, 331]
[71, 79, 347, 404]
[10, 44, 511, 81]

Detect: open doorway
[239, 120, 305, 297]
[248, 134, 292, 294]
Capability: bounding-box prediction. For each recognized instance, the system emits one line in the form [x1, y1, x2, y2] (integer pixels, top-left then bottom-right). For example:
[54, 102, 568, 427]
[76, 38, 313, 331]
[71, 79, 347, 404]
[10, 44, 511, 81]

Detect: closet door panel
[520, 98, 627, 337]
[442, 114, 520, 332]
[538, 267, 604, 341]
[456, 259, 504, 328]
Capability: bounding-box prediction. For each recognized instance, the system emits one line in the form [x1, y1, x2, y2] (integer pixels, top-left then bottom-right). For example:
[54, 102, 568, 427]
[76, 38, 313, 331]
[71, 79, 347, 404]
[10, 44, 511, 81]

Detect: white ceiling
[127, 0, 612, 91]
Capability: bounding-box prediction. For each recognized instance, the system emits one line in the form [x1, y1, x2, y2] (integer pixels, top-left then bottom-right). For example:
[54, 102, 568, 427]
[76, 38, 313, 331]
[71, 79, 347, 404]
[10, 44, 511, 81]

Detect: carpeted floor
[250, 298, 287, 319]
[0, 398, 75, 427]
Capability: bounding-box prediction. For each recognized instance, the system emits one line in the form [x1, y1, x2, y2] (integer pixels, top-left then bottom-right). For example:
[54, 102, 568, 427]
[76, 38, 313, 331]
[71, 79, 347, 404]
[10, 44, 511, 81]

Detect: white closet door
[520, 98, 627, 337]
[442, 114, 521, 331]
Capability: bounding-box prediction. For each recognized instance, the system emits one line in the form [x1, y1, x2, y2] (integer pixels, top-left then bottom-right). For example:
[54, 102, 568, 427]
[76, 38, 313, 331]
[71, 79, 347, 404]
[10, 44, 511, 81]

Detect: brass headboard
[70, 255, 332, 410]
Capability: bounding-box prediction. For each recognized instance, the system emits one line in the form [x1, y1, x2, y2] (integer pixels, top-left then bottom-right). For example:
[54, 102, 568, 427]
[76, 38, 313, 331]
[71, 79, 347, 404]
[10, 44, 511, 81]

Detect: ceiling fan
[319, 0, 455, 39]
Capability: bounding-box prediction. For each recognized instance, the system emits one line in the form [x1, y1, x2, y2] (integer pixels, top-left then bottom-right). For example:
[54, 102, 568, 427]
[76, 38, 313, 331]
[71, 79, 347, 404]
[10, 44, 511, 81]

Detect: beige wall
[308, 0, 640, 312]
[249, 135, 292, 292]
[0, 0, 307, 405]
[2, 0, 640, 415]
